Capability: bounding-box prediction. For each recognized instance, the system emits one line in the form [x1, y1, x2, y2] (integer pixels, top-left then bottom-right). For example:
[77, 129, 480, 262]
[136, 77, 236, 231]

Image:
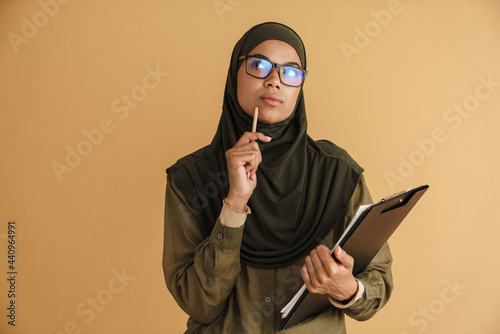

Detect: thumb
[334, 245, 343, 260]
[335, 246, 353, 267]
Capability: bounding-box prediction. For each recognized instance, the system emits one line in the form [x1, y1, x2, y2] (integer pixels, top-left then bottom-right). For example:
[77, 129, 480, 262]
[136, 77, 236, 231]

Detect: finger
[236, 140, 261, 151]
[334, 245, 354, 270]
[236, 149, 261, 170]
[316, 245, 337, 268]
[238, 146, 262, 179]
[230, 135, 266, 179]
[302, 258, 318, 292]
[315, 245, 340, 278]
[235, 132, 272, 146]
[248, 153, 262, 180]
[309, 250, 329, 285]
[304, 255, 316, 280]
[310, 249, 325, 273]
[227, 148, 261, 166]
[227, 151, 262, 183]
[227, 142, 261, 165]
[239, 142, 263, 168]
[300, 264, 311, 288]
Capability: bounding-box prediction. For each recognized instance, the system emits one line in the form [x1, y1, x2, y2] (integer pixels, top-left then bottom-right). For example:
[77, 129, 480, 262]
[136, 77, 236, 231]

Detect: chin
[256, 111, 277, 124]
[262, 111, 289, 125]
[262, 117, 284, 125]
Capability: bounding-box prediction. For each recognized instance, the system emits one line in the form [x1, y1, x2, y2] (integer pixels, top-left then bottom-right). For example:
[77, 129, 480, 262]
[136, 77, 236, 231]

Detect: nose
[264, 67, 281, 89]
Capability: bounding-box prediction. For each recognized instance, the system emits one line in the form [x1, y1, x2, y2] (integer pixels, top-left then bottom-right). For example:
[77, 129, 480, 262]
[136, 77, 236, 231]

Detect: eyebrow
[251, 53, 302, 68]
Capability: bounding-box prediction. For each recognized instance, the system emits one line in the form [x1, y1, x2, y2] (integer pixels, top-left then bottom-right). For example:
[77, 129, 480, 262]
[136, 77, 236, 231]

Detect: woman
[163, 22, 393, 333]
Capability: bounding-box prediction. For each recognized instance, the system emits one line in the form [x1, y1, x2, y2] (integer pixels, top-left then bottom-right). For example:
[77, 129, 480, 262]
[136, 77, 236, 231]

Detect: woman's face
[237, 40, 303, 124]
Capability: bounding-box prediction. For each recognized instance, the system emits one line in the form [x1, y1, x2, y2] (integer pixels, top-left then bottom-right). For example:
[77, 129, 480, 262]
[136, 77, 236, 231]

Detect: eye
[284, 67, 300, 77]
[250, 60, 266, 70]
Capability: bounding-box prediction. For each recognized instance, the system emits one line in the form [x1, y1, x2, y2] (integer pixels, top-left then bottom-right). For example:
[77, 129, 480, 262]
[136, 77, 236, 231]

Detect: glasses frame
[238, 54, 308, 87]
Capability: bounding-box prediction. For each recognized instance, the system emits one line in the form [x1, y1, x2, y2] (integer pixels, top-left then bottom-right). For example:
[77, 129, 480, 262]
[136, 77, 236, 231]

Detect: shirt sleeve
[329, 279, 365, 308]
[339, 175, 394, 321]
[220, 198, 251, 228]
[162, 174, 247, 324]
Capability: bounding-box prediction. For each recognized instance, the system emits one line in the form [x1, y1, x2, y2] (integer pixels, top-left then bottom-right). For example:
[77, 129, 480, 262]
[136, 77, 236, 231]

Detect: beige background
[1, 0, 499, 333]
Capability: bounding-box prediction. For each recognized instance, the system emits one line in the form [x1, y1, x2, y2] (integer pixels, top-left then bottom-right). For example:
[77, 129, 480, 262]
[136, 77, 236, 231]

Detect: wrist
[329, 279, 364, 309]
[338, 278, 359, 303]
[225, 192, 249, 212]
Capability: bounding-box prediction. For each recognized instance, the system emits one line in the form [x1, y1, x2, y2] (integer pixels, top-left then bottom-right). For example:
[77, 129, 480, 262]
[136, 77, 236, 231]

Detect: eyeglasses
[238, 55, 307, 87]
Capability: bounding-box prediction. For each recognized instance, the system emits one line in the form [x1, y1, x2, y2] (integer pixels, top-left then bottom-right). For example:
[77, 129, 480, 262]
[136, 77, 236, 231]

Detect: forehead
[248, 40, 301, 67]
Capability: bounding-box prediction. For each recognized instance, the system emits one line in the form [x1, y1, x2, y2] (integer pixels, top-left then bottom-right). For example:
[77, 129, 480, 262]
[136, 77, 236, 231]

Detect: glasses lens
[281, 66, 304, 87]
[246, 57, 272, 78]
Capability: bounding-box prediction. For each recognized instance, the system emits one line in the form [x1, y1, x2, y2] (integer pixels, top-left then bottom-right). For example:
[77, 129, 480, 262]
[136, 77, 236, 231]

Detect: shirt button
[217, 233, 223, 240]
[265, 296, 272, 303]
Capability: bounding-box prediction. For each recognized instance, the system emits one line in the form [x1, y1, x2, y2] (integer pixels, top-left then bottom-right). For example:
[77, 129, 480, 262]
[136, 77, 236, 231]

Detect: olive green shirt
[163, 174, 393, 333]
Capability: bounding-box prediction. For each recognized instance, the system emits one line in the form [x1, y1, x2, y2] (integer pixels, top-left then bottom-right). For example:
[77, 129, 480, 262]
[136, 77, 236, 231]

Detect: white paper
[280, 203, 373, 319]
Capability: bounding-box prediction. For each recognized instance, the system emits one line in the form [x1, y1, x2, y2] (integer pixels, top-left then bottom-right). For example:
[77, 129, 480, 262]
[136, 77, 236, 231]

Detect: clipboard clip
[382, 187, 412, 202]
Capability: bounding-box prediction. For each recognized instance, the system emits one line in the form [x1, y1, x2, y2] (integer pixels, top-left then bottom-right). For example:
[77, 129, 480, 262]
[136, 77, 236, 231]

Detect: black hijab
[167, 22, 363, 268]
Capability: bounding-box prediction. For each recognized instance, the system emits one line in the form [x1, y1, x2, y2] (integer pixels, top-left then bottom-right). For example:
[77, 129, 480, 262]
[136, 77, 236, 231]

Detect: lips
[260, 93, 283, 106]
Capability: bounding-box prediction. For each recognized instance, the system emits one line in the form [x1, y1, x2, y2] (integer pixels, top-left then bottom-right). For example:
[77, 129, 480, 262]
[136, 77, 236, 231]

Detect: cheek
[237, 69, 256, 111]
[285, 89, 301, 114]
[236, 75, 245, 101]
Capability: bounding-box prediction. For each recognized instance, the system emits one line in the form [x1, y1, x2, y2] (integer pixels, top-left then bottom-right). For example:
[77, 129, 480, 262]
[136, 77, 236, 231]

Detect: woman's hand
[225, 132, 272, 211]
[301, 245, 358, 303]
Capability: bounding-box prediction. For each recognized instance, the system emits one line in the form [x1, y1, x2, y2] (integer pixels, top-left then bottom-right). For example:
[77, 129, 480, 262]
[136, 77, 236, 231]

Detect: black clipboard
[279, 185, 429, 331]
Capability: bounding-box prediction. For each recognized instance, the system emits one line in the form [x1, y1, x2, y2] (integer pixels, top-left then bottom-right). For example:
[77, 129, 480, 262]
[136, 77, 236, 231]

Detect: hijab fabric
[167, 22, 363, 268]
